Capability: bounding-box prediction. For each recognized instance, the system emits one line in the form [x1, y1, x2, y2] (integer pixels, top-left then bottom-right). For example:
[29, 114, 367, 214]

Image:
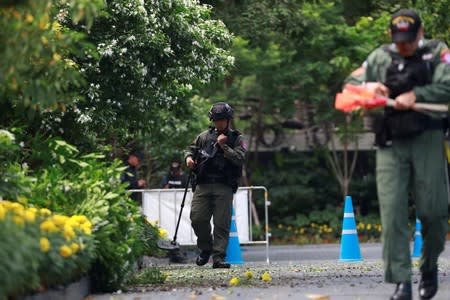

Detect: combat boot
[212, 257, 230, 269]
[390, 282, 412, 300]
[419, 267, 438, 299]
[195, 250, 211, 266]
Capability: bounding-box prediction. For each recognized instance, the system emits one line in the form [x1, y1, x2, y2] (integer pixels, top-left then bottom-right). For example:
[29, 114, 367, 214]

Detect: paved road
[241, 242, 386, 262]
[91, 242, 450, 300]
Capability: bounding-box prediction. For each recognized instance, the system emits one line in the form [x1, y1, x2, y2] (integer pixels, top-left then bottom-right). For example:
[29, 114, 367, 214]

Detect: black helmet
[208, 102, 234, 121]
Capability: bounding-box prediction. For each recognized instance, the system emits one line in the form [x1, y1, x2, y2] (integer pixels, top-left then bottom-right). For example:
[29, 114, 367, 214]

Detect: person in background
[160, 155, 189, 263]
[160, 155, 188, 189]
[121, 149, 146, 204]
[345, 8, 450, 300]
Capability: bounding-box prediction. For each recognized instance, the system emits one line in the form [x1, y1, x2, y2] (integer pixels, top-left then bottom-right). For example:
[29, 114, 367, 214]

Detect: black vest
[196, 128, 242, 190]
[382, 41, 441, 138]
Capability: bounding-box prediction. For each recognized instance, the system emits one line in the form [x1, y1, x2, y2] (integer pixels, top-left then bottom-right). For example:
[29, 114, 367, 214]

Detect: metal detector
[156, 169, 194, 251]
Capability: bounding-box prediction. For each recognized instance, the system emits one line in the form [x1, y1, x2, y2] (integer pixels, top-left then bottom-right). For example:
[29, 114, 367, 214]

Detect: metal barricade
[131, 186, 271, 264]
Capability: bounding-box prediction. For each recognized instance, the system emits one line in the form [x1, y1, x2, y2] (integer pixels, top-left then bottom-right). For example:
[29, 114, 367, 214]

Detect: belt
[426, 118, 445, 130]
[197, 177, 227, 184]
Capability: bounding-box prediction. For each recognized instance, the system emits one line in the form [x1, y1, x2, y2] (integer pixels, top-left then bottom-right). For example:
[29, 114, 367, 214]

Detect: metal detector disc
[157, 240, 180, 251]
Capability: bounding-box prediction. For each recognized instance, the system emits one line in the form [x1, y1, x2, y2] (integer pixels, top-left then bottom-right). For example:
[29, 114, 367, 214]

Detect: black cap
[390, 9, 421, 43]
[130, 149, 144, 161]
[170, 154, 181, 163]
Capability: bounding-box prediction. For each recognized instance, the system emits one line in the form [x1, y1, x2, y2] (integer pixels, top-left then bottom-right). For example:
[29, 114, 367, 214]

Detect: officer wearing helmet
[185, 102, 246, 268]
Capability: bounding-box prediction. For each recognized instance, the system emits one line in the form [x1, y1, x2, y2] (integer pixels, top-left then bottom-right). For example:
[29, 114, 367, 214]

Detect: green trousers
[376, 129, 448, 283]
[190, 183, 233, 261]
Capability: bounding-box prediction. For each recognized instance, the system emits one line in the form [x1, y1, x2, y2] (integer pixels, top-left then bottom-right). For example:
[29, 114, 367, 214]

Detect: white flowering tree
[50, 0, 233, 156]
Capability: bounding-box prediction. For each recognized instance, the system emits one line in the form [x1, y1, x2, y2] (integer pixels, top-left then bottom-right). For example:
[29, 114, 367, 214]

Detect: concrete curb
[21, 276, 90, 300]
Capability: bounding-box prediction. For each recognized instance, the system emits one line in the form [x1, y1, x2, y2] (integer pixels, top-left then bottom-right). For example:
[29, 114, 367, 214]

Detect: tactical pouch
[372, 113, 390, 147]
[191, 174, 197, 192]
[386, 111, 429, 138]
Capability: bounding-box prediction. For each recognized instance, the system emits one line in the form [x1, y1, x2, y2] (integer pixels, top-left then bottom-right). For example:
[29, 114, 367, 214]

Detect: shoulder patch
[441, 48, 450, 65]
[351, 66, 365, 77]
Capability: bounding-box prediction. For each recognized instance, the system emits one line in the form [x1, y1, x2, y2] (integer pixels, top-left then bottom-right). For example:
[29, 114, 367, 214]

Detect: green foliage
[127, 267, 167, 285]
[249, 151, 339, 222]
[141, 96, 212, 186]
[271, 204, 383, 245]
[46, 0, 233, 152]
[0, 129, 34, 200]
[0, 0, 103, 123]
[0, 134, 162, 292]
[415, 0, 450, 43]
[22, 139, 158, 292]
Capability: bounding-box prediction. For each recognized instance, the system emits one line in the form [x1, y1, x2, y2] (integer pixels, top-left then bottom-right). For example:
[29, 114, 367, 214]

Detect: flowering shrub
[0, 0, 103, 112]
[270, 206, 384, 244]
[0, 129, 34, 200]
[39, 0, 234, 151]
[1, 133, 162, 293]
[26, 139, 162, 292]
[0, 201, 95, 298]
[270, 211, 450, 244]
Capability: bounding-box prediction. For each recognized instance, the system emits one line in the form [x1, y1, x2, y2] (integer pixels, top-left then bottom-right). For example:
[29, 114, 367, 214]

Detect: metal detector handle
[171, 145, 202, 244]
[171, 167, 195, 244]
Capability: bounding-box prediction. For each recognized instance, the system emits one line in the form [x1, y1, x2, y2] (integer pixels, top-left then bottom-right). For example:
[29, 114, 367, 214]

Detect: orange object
[335, 84, 449, 113]
[335, 91, 387, 112]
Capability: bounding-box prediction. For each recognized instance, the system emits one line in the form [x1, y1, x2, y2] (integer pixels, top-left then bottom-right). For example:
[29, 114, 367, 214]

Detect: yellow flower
[13, 216, 24, 226]
[159, 228, 168, 238]
[52, 21, 62, 31]
[52, 214, 68, 226]
[40, 208, 52, 216]
[40, 220, 58, 233]
[162, 272, 169, 280]
[81, 223, 92, 235]
[40, 237, 51, 253]
[367, 224, 372, 230]
[244, 270, 254, 279]
[66, 218, 80, 229]
[24, 209, 36, 223]
[229, 277, 240, 286]
[72, 215, 89, 225]
[0, 206, 5, 220]
[25, 13, 34, 23]
[53, 53, 61, 62]
[261, 271, 272, 282]
[41, 36, 49, 47]
[10, 202, 24, 213]
[63, 224, 76, 241]
[59, 245, 72, 257]
[38, 16, 48, 30]
[70, 242, 79, 254]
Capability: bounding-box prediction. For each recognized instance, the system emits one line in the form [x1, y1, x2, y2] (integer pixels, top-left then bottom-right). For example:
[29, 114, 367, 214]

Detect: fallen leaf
[306, 294, 330, 300]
